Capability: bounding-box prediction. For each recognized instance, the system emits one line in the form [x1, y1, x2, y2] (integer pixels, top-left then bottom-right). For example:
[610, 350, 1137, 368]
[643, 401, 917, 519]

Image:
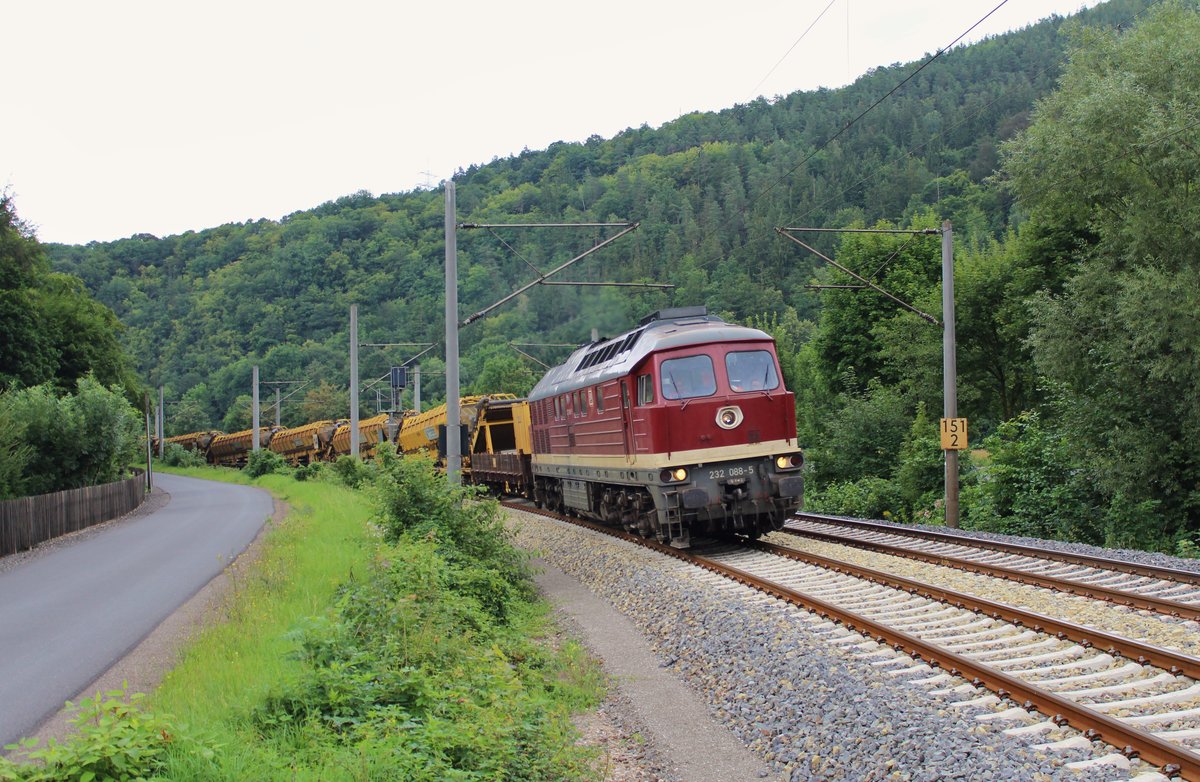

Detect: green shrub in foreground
[325, 454, 374, 488]
[244, 449, 288, 478]
[0, 689, 212, 782]
[371, 446, 533, 615]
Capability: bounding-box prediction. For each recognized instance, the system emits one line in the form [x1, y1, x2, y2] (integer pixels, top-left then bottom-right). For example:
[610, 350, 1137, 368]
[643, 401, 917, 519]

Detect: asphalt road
[0, 473, 272, 746]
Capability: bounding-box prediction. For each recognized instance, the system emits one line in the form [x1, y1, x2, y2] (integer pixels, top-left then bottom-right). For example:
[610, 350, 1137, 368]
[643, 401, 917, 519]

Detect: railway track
[785, 513, 1200, 621]
[504, 501, 1200, 779]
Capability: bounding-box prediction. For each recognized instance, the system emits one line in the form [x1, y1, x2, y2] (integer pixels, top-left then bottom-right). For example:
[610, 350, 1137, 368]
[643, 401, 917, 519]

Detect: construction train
[164, 307, 804, 547]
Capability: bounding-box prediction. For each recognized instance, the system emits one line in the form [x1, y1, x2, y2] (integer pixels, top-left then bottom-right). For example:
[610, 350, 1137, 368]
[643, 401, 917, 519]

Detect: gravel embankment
[765, 532, 1200, 656]
[509, 509, 1146, 782]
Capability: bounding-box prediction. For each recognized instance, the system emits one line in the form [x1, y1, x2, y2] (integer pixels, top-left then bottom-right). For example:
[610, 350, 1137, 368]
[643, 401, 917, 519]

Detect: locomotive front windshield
[660, 355, 717, 400]
[726, 350, 779, 393]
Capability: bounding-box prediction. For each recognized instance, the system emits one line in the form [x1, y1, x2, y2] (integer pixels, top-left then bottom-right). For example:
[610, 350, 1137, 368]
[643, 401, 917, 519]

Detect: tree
[469, 355, 537, 397]
[1002, 2, 1200, 545]
[0, 194, 139, 399]
[298, 379, 346, 423]
[1, 194, 57, 389]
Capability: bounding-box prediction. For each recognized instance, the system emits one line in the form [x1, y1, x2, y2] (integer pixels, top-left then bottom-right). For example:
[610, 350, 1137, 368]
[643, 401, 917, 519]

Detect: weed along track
[505, 500, 1200, 780]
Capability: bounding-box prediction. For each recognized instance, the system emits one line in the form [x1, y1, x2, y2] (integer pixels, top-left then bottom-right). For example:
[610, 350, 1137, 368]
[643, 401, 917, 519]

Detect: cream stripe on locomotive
[532, 438, 797, 474]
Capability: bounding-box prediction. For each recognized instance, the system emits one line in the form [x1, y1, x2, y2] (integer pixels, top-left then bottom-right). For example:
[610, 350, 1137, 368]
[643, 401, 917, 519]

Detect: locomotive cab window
[660, 355, 717, 400]
[726, 350, 780, 393]
[636, 374, 655, 406]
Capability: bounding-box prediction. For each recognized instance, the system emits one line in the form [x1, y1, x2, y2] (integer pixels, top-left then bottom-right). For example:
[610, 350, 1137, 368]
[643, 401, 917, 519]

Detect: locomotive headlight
[659, 468, 689, 483]
[716, 406, 743, 430]
[775, 453, 804, 471]
[672, 468, 688, 481]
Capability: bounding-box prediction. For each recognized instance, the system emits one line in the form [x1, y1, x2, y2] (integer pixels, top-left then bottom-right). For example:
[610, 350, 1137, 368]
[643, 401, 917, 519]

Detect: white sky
[4, 0, 1099, 245]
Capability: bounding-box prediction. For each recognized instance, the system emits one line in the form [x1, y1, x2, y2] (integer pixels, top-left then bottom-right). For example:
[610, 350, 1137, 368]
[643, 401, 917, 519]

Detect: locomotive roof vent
[639, 305, 711, 326]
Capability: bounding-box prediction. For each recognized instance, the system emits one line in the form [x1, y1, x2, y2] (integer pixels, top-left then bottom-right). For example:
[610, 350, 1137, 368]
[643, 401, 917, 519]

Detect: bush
[960, 411, 1103, 543]
[371, 448, 532, 618]
[0, 393, 31, 499]
[806, 380, 911, 486]
[326, 453, 373, 488]
[806, 476, 906, 521]
[244, 449, 288, 478]
[4, 376, 141, 496]
[0, 688, 212, 782]
[893, 403, 946, 521]
[159, 441, 206, 468]
[293, 462, 321, 481]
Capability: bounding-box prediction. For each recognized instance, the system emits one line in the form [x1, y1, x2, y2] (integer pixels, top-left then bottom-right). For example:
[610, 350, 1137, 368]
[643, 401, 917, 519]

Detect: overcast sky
[4, 0, 1099, 245]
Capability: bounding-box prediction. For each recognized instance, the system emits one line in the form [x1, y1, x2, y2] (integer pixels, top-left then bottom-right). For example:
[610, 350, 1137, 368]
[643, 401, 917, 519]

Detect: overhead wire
[679, 0, 1016, 276]
[751, 0, 1013, 212]
[746, 0, 840, 102]
[785, 0, 1167, 227]
[682, 0, 1174, 281]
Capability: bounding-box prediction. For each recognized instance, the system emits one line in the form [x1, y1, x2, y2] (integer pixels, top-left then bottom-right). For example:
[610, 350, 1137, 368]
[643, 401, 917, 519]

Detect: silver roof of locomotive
[528, 308, 774, 401]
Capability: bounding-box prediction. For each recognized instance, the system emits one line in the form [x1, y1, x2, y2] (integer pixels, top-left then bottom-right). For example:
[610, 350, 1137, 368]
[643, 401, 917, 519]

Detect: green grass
[149, 469, 376, 732]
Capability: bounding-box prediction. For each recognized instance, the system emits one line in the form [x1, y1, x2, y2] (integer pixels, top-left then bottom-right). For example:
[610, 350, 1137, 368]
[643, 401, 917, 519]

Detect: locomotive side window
[595, 385, 605, 413]
[725, 350, 780, 392]
[636, 374, 655, 406]
[622, 383, 630, 409]
[660, 355, 717, 400]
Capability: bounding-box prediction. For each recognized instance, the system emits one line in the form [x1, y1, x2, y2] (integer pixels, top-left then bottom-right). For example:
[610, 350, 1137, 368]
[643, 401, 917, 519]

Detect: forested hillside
[45, 0, 1200, 551]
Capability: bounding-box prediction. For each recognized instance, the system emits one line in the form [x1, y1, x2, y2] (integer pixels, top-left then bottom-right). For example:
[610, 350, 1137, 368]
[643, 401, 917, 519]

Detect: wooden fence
[0, 470, 147, 557]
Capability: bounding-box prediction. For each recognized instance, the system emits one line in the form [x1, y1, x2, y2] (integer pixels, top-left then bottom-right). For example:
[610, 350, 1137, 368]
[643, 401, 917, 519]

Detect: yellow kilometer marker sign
[940, 418, 968, 451]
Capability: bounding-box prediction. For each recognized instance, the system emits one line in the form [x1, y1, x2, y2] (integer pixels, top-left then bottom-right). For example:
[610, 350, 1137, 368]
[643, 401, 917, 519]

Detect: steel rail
[793, 512, 1200, 586]
[502, 501, 1200, 778]
[747, 538, 1200, 678]
[779, 525, 1200, 621]
[705, 545, 1197, 780]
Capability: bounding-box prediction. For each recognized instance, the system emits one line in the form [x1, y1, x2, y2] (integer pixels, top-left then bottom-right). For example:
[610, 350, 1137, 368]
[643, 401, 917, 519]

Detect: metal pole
[144, 393, 153, 491]
[445, 182, 461, 485]
[350, 304, 360, 460]
[414, 365, 421, 413]
[942, 221, 959, 529]
[153, 394, 162, 459]
[275, 387, 281, 427]
[252, 365, 260, 451]
[158, 385, 165, 456]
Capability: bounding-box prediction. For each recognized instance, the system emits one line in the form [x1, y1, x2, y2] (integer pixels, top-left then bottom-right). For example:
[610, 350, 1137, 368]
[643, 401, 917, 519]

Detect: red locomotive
[528, 306, 804, 547]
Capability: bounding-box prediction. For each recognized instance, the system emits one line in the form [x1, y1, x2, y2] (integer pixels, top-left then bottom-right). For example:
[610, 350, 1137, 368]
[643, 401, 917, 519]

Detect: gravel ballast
[508, 508, 1144, 782]
[765, 532, 1200, 656]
